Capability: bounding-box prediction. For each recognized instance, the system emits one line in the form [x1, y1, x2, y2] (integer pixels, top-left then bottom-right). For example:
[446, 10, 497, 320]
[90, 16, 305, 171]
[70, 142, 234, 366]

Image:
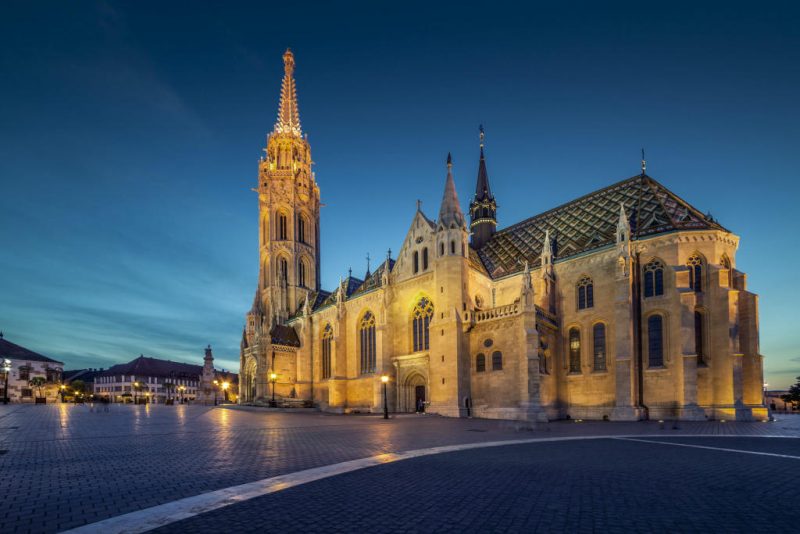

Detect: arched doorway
[242, 357, 257, 403]
[402, 372, 427, 413]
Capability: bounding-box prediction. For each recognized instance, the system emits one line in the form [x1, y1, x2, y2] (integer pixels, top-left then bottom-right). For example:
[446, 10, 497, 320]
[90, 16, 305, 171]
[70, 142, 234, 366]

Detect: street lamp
[178, 385, 186, 404]
[213, 379, 219, 406]
[2, 358, 11, 405]
[59, 384, 66, 403]
[381, 374, 389, 419]
[133, 381, 140, 405]
[270, 372, 277, 407]
[221, 381, 230, 403]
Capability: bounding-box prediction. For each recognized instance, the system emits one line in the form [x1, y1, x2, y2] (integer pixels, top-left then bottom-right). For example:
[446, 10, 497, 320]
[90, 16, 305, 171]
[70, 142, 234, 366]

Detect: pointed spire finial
[365, 252, 371, 278]
[479, 124, 485, 150]
[641, 148, 646, 175]
[387, 248, 392, 261]
[438, 152, 465, 229]
[274, 49, 302, 136]
[416, 199, 422, 211]
[447, 152, 452, 167]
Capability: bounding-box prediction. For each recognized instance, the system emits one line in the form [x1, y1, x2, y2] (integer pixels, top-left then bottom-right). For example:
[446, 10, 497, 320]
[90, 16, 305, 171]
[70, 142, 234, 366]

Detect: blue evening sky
[1, 1, 798, 387]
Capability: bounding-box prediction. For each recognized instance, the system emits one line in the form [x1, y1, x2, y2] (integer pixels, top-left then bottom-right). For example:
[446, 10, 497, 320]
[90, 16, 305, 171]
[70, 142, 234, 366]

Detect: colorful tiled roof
[477, 174, 725, 277]
[269, 324, 301, 347]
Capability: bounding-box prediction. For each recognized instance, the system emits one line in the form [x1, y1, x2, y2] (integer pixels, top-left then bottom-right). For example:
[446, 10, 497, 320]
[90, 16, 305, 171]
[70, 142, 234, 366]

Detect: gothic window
[412, 297, 434, 352]
[577, 276, 594, 310]
[359, 311, 376, 374]
[476, 353, 486, 373]
[695, 311, 705, 366]
[278, 257, 288, 283]
[644, 259, 665, 297]
[687, 254, 703, 292]
[450, 240, 456, 254]
[593, 323, 606, 371]
[277, 212, 288, 240]
[569, 328, 581, 373]
[439, 242, 444, 256]
[538, 337, 549, 374]
[413, 251, 419, 274]
[18, 367, 30, 381]
[298, 259, 307, 288]
[321, 324, 333, 379]
[648, 314, 664, 367]
[492, 351, 503, 371]
[422, 247, 429, 270]
[298, 215, 306, 244]
[720, 255, 733, 287]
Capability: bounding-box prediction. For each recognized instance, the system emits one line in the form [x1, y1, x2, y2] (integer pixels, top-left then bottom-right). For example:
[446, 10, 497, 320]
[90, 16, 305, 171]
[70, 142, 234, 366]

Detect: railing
[473, 303, 519, 323]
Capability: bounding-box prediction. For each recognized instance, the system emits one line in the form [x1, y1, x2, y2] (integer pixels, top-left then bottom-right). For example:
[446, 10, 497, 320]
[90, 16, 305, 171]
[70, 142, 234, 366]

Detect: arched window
[577, 276, 593, 310]
[298, 215, 306, 244]
[695, 311, 705, 366]
[450, 240, 456, 254]
[422, 247, 429, 270]
[687, 254, 703, 292]
[593, 323, 606, 371]
[569, 327, 581, 373]
[476, 353, 486, 373]
[439, 242, 444, 256]
[321, 324, 333, 379]
[720, 255, 733, 288]
[359, 311, 376, 374]
[277, 212, 288, 240]
[538, 337, 549, 374]
[278, 258, 288, 283]
[648, 314, 664, 367]
[413, 251, 419, 274]
[298, 259, 307, 287]
[644, 259, 665, 297]
[492, 351, 503, 371]
[412, 297, 434, 352]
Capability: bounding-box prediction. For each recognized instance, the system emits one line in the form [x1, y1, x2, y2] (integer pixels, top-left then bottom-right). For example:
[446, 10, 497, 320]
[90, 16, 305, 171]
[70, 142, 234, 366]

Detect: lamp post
[221, 381, 230, 403]
[381, 374, 389, 419]
[133, 381, 139, 405]
[59, 384, 66, 403]
[179, 385, 186, 404]
[213, 379, 219, 406]
[270, 372, 277, 407]
[2, 358, 11, 405]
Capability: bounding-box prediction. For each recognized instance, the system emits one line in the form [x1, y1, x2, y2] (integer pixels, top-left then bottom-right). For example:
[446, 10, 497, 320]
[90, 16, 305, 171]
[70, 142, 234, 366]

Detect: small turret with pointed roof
[438, 153, 466, 229]
[469, 125, 497, 248]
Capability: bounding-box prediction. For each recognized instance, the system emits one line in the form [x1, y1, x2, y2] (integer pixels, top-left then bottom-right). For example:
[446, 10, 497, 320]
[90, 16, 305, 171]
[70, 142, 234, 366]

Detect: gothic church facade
[239, 50, 766, 421]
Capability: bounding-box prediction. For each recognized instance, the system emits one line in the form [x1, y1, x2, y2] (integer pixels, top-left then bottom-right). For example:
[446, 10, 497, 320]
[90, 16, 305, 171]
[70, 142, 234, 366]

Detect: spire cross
[366, 253, 371, 273]
[416, 199, 422, 211]
[641, 148, 646, 175]
[387, 248, 392, 261]
[479, 124, 485, 149]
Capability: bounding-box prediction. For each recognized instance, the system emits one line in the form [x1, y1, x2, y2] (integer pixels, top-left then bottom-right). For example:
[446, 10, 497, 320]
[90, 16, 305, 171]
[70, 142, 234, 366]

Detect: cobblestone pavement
[0, 404, 797, 533]
[159, 435, 800, 533]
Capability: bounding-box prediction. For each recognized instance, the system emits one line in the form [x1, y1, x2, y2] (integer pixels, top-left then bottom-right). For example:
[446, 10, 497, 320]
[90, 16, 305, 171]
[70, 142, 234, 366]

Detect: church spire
[469, 125, 498, 248]
[274, 48, 302, 136]
[438, 153, 466, 229]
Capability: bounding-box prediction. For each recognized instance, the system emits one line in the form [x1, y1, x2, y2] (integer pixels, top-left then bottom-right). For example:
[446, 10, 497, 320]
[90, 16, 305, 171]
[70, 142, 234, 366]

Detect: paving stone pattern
[0, 404, 797, 533]
[158, 436, 800, 533]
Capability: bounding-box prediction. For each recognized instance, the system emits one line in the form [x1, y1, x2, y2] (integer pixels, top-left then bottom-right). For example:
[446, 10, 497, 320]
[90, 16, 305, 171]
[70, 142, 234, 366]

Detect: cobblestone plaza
[1, 404, 798, 533]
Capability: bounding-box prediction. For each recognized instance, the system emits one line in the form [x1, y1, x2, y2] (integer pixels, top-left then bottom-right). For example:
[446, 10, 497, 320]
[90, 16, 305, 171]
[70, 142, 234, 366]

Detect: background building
[0, 333, 63, 403]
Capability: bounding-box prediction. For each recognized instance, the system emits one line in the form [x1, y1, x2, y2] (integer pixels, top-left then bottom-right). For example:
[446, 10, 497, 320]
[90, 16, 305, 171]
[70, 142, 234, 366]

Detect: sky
[1, 1, 798, 387]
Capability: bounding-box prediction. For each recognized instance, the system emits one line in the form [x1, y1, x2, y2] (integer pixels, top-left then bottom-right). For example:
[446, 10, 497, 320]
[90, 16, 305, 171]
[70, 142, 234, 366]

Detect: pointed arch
[411, 296, 434, 352]
[720, 254, 733, 288]
[577, 275, 594, 310]
[643, 258, 665, 297]
[358, 310, 377, 374]
[687, 252, 704, 292]
[321, 323, 333, 379]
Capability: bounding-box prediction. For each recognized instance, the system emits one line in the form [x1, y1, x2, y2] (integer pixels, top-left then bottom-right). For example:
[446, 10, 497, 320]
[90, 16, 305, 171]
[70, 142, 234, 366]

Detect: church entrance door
[415, 385, 426, 413]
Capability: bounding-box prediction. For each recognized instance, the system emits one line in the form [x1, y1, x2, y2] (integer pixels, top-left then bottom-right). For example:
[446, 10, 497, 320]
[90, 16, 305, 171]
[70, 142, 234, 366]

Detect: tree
[780, 376, 800, 408]
[29, 376, 47, 399]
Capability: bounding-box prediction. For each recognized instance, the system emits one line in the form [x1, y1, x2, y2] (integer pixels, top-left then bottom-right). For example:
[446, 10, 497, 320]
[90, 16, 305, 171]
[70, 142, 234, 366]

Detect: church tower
[468, 126, 497, 249]
[255, 49, 321, 326]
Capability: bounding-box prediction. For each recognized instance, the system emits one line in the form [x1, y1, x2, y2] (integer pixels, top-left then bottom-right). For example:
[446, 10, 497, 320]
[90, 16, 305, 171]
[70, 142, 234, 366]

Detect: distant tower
[468, 126, 497, 249]
[255, 49, 321, 326]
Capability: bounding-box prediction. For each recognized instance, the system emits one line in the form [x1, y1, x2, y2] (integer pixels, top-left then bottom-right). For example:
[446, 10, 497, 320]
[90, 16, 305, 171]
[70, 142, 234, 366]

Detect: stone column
[611, 258, 641, 420]
[518, 309, 548, 423]
[255, 350, 268, 401]
[678, 291, 705, 420]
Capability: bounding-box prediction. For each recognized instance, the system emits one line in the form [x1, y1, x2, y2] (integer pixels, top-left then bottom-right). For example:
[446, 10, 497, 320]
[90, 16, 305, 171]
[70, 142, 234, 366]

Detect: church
[238, 50, 767, 422]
